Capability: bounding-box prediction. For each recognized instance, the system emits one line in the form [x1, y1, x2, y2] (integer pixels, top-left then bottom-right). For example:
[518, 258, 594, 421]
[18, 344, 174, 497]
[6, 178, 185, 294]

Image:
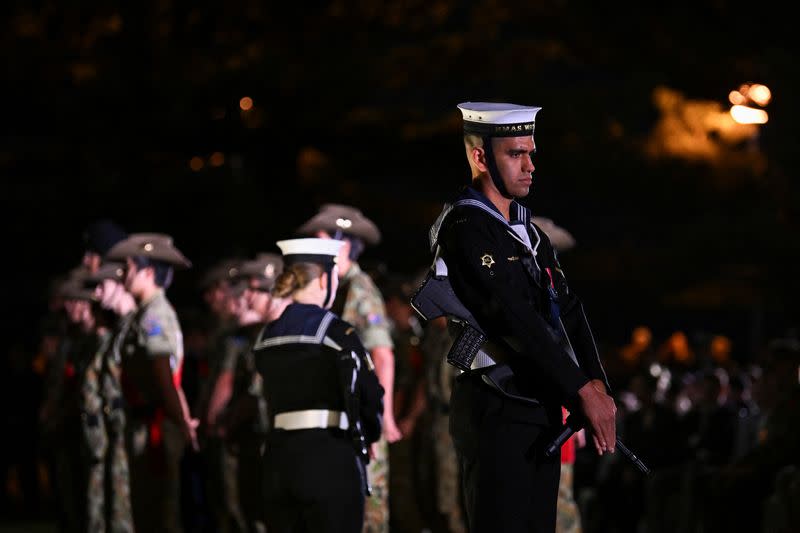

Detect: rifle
[412, 272, 651, 476]
[410, 272, 487, 371]
[335, 351, 373, 496]
[545, 413, 651, 475]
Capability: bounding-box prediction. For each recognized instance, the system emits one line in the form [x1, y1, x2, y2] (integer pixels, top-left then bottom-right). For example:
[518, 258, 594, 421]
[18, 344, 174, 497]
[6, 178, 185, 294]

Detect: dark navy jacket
[253, 303, 384, 444]
[433, 186, 610, 409]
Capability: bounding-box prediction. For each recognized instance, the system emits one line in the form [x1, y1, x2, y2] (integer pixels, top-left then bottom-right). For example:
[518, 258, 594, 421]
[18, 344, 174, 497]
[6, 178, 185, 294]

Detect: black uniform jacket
[252, 302, 384, 444]
[434, 186, 610, 409]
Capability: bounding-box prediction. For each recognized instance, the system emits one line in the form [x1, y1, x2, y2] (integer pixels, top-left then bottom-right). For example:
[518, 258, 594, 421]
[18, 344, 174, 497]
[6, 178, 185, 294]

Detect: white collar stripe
[254, 311, 336, 350]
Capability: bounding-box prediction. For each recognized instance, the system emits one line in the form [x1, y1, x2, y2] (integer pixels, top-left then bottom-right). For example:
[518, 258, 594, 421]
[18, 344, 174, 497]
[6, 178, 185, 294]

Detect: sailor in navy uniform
[428, 102, 618, 532]
[253, 238, 384, 533]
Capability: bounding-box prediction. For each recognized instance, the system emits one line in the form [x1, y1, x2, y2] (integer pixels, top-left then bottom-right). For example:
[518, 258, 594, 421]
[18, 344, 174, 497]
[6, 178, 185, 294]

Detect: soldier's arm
[348, 279, 402, 442]
[398, 378, 428, 437]
[152, 356, 187, 426]
[207, 370, 234, 429]
[142, 310, 199, 448]
[177, 386, 199, 450]
[206, 338, 240, 429]
[370, 345, 401, 442]
[152, 357, 198, 450]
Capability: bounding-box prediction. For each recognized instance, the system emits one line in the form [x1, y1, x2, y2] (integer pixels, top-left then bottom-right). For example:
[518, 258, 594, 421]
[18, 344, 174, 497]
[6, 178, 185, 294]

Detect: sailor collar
[459, 186, 531, 227]
[429, 186, 542, 260]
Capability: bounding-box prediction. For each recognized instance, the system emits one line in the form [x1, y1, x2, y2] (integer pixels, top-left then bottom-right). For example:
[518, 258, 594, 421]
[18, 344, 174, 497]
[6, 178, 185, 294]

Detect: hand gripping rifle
[545, 413, 651, 476]
[411, 272, 650, 475]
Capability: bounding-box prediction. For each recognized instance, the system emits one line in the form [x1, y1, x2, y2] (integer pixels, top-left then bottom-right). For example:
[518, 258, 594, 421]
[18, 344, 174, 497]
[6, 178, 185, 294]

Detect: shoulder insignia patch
[144, 317, 163, 337]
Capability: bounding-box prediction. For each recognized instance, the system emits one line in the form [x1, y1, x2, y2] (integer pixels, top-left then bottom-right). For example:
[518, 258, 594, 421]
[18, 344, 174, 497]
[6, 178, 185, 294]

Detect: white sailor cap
[275, 238, 344, 266]
[457, 102, 542, 137]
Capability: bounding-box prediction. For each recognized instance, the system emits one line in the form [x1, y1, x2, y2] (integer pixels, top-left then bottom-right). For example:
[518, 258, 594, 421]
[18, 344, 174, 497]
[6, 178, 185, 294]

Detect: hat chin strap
[482, 136, 514, 200]
[323, 264, 336, 309]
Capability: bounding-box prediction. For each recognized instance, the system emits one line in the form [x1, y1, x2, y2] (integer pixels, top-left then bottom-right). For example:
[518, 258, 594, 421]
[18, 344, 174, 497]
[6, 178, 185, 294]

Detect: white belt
[470, 350, 497, 370]
[273, 409, 349, 431]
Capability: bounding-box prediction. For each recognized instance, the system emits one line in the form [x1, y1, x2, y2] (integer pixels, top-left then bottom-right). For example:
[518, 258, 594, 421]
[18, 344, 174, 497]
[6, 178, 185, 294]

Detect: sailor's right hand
[577, 379, 616, 455]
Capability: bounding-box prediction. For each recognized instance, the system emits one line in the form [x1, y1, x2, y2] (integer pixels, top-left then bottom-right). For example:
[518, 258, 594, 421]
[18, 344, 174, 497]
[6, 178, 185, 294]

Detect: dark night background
[4, 0, 799, 365]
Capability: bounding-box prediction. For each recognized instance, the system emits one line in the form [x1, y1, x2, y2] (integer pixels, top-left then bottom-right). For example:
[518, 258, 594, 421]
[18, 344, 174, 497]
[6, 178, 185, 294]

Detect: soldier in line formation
[40, 222, 198, 533]
[37, 204, 483, 533]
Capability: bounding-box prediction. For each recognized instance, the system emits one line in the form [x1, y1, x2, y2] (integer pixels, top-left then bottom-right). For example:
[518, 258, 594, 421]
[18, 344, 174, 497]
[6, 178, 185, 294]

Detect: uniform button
[104, 405, 111, 415]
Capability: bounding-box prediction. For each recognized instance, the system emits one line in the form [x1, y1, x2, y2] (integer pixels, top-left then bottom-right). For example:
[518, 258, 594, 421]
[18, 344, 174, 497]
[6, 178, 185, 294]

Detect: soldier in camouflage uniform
[421, 316, 467, 533]
[106, 233, 198, 533]
[297, 204, 402, 533]
[82, 262, 136, 533]
[43, 273, 97, 532]
[382, 275, 431, 533]
[196, 260, 248, 533]
[196, 257, 244, 416]
[220, 253, 283, 533]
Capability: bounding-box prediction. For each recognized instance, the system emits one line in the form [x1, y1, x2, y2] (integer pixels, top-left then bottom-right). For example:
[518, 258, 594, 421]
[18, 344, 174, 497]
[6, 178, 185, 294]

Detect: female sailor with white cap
[252, 238, 384, 533]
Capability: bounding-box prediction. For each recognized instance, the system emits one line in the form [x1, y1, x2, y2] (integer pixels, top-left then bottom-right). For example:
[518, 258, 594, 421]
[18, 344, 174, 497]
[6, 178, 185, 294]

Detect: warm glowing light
[728, 90, 746, 105]
[748, 84, 771, 106]
[239, 97, 253, 111]
[632, 326, 653, 348]
[209, 152, 225, 167]
[710, 335, 732, 363]
[730, 105, 768, 124]
[189, 156, 204, 171]
[668, 331, 691, 362]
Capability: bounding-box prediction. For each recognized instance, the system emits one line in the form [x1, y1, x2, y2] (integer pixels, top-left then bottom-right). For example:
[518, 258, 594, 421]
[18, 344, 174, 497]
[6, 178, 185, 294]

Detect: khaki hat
[86, 262, 126, 284]
[238, 253, 283, 290]
[229, 278, 251, 298]
[532, 216, 576, 252]
[58, 271, 96, 301]
[199, 258, 243, 288]
[296, 204, 381, 245]
[105, 233, 192, 268]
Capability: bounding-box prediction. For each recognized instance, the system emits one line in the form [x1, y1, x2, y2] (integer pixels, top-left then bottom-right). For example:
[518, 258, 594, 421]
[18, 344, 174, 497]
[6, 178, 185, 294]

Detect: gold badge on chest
[480, 253, 495, 268]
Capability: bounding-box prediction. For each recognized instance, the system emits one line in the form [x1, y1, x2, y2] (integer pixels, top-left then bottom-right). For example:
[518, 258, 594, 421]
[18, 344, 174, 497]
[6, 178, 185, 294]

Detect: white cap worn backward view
[275, 238, 344, 266]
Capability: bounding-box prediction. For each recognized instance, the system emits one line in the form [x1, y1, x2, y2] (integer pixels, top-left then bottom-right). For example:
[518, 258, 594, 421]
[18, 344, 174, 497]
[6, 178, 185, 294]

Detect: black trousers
[263, 429, 364, 533]
[449, 371, 561, 533]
